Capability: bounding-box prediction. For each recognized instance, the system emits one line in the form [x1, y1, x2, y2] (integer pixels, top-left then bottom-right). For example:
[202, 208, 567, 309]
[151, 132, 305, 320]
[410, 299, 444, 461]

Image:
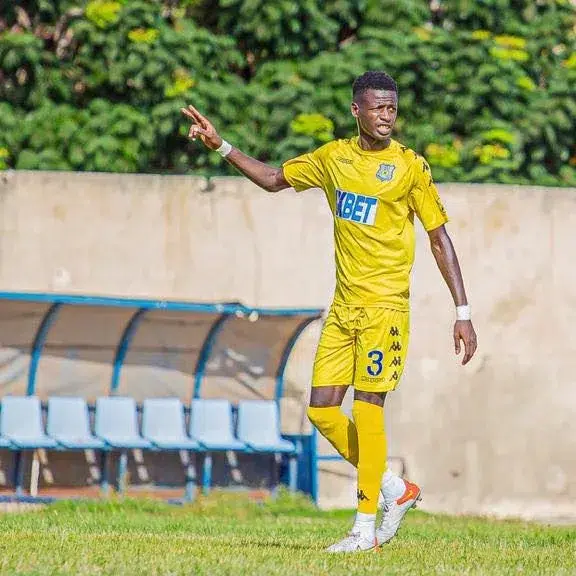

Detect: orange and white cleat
[376, 479, 421, 546]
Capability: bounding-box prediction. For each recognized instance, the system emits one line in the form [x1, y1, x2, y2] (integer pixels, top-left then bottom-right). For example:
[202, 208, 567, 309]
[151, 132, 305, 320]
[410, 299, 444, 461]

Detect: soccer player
[181, 70, 477, 553]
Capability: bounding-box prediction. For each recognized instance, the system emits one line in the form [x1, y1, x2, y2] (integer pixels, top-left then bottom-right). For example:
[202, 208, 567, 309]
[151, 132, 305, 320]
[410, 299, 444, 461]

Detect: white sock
[352, 511, 376, 538]
[380, 470, 406, 505]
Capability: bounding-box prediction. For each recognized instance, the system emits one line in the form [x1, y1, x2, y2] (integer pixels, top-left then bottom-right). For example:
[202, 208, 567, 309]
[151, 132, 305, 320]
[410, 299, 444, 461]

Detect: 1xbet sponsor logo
[335, 189, 378, 225]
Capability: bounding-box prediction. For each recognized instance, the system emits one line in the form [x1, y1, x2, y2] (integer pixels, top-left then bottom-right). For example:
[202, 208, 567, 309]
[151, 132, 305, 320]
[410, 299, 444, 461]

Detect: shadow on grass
[232, 539, 324, 551]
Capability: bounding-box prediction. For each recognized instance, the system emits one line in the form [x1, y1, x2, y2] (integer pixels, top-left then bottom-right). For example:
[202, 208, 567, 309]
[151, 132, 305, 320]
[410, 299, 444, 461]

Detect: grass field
[0, 492, 574, 575]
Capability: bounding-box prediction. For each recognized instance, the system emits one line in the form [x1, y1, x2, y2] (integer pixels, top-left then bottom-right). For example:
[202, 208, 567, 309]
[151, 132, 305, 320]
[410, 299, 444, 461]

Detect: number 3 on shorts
[367, 349, 384, 376]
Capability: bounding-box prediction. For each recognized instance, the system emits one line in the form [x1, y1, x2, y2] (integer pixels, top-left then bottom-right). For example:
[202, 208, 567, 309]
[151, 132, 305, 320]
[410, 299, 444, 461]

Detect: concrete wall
[1, 170, 575, 521]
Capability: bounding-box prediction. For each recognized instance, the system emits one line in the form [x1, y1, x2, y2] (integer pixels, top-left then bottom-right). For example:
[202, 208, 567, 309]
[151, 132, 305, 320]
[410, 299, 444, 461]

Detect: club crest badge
[376, 163, 395, 182]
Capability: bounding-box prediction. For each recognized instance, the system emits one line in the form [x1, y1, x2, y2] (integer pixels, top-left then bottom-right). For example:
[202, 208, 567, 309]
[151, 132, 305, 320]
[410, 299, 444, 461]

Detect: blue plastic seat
[94, 397, 151, 449]
[189, 399, 245, 451]
[47, 397, 105, 450]
[237, 400, 298, 493]
[0, 396, 58, 449]
[236, 401, 296, 453]
[189, 399, 245, 495]
[142, 398, 200, 501]
[94, 396, 152, 495]
[142, 398, 199, 450]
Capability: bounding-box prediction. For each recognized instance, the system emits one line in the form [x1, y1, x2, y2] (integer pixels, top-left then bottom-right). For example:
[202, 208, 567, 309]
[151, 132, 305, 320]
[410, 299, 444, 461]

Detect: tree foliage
[0, 0, 574, 185]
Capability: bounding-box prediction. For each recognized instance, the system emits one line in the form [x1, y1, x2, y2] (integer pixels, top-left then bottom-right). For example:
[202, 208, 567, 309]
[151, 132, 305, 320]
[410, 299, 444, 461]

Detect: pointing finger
[181, 106, 206, 128]
[187, 104, 208, 128]
[181, 107, 196, 120]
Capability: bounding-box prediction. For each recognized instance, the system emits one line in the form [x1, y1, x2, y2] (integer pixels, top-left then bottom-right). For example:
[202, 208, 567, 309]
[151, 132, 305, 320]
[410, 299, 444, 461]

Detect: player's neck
[357, 134, 392, 152]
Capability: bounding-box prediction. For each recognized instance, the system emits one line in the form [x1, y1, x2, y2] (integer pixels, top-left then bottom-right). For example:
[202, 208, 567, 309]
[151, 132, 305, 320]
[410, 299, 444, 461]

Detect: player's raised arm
[427, 225, 477, 366]
[181, 105, 290, 193]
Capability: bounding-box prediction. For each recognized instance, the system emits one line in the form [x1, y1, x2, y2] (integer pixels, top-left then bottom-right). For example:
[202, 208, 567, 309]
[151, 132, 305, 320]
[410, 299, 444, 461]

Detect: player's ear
[351, 101, 359, 118]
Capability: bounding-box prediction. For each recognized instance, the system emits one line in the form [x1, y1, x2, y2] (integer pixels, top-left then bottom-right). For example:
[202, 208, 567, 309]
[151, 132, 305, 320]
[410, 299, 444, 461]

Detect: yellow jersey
[282, 137, 448, 310]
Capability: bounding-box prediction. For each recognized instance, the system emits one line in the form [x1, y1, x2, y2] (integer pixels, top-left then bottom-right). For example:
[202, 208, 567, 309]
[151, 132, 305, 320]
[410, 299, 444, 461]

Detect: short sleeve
[282, 149, 325, 192]
[408, 156, 449, 231]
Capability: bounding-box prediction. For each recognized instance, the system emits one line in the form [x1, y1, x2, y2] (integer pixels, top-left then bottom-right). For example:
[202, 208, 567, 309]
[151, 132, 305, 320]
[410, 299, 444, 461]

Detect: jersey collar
[352, 136, 398, 157]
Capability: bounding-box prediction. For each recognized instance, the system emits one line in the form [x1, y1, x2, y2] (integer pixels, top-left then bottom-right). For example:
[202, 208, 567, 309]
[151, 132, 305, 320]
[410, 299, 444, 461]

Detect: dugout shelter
[0, 292, 324, 503]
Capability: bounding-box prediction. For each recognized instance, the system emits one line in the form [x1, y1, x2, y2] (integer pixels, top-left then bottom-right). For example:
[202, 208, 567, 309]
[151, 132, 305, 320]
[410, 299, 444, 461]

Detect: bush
[0, 0, 574, 185]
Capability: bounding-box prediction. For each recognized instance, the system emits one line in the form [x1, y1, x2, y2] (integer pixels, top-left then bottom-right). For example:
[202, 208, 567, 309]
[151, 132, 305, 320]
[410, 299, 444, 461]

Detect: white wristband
[456, 305, 471, 321]
[216, 139, 232, 157]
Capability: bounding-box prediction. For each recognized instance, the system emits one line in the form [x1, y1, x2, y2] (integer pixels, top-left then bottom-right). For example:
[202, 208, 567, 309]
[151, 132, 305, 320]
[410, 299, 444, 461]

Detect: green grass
[0, 492, 574, 575]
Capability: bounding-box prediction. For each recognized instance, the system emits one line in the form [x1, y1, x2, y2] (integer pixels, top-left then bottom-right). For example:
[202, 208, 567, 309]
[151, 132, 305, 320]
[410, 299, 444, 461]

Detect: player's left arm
[427, 225, 477, 365]
[409, 155, 477, 365]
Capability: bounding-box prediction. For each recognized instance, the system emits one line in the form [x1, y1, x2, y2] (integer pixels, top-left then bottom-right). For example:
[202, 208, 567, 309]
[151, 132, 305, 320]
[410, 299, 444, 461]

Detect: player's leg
[326, 389, 387, 553]
[307, 384, 408, 510]
[327, 387, 392, 553]
[353, 389, 387, 523]
[307, 385, 358, 463]
[308, 306, 416, 552]
[354, 307, 421, 546]
[306, 306, 358, 465]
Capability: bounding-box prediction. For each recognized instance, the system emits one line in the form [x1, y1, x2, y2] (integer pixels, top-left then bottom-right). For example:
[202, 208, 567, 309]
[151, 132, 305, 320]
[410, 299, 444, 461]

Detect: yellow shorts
[312, 304, 410, 393]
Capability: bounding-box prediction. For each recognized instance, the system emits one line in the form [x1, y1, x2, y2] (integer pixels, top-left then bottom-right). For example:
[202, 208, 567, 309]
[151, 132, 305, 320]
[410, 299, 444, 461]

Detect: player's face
[351, 89, 398, 141]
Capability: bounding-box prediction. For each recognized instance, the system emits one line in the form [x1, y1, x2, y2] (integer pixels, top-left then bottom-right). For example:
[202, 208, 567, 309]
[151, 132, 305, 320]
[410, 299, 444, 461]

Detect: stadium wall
[1, 170, 575, 521]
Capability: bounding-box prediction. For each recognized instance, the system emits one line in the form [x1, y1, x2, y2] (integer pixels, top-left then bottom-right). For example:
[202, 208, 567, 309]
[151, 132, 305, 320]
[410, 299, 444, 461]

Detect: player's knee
[306, 405, 323, 427]
[307, 405, 338, 434]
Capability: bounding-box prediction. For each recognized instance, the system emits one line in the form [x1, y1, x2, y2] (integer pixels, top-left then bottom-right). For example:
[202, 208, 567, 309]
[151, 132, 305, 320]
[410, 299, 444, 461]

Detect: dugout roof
[0, 292, 323, 403]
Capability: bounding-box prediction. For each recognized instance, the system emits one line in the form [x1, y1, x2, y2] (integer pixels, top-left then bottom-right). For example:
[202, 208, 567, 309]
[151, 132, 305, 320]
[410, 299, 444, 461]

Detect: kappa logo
[335, 189, 378, 226]
[376, 163, 396, 182]
[389, 326, 400, 336]
[390, 342, 402, 352]
[389, 356, 402, 367]
[436, 196, 447, 215]
[357, 489, 370, 502]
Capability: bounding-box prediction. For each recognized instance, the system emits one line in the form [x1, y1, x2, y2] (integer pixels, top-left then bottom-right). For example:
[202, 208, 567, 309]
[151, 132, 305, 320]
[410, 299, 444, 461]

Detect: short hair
[352, 71, 397, 100]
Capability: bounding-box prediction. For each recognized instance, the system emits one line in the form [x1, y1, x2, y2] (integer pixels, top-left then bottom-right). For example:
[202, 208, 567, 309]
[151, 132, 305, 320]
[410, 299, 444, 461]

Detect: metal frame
[192, 312, 232, 399]
[27, 303, 62, 396]
[0, 291, 322, 316]
[110, 308, 147, 394]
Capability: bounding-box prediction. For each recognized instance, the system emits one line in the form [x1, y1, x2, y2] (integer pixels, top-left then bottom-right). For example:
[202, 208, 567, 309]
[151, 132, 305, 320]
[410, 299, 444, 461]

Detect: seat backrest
[189, 399, 236, 443]
[237, 401, 282, 445]
[47, 397, 92, 438]
[95, 397, 139, 438]
[142, 398, 186, 439]
[0, 396, 45, 438]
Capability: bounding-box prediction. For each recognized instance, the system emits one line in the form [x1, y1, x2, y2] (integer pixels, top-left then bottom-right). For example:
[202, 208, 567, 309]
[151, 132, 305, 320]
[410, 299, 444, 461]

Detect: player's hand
[180, 104, 222, 150]
[454, 320, 477, 365]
